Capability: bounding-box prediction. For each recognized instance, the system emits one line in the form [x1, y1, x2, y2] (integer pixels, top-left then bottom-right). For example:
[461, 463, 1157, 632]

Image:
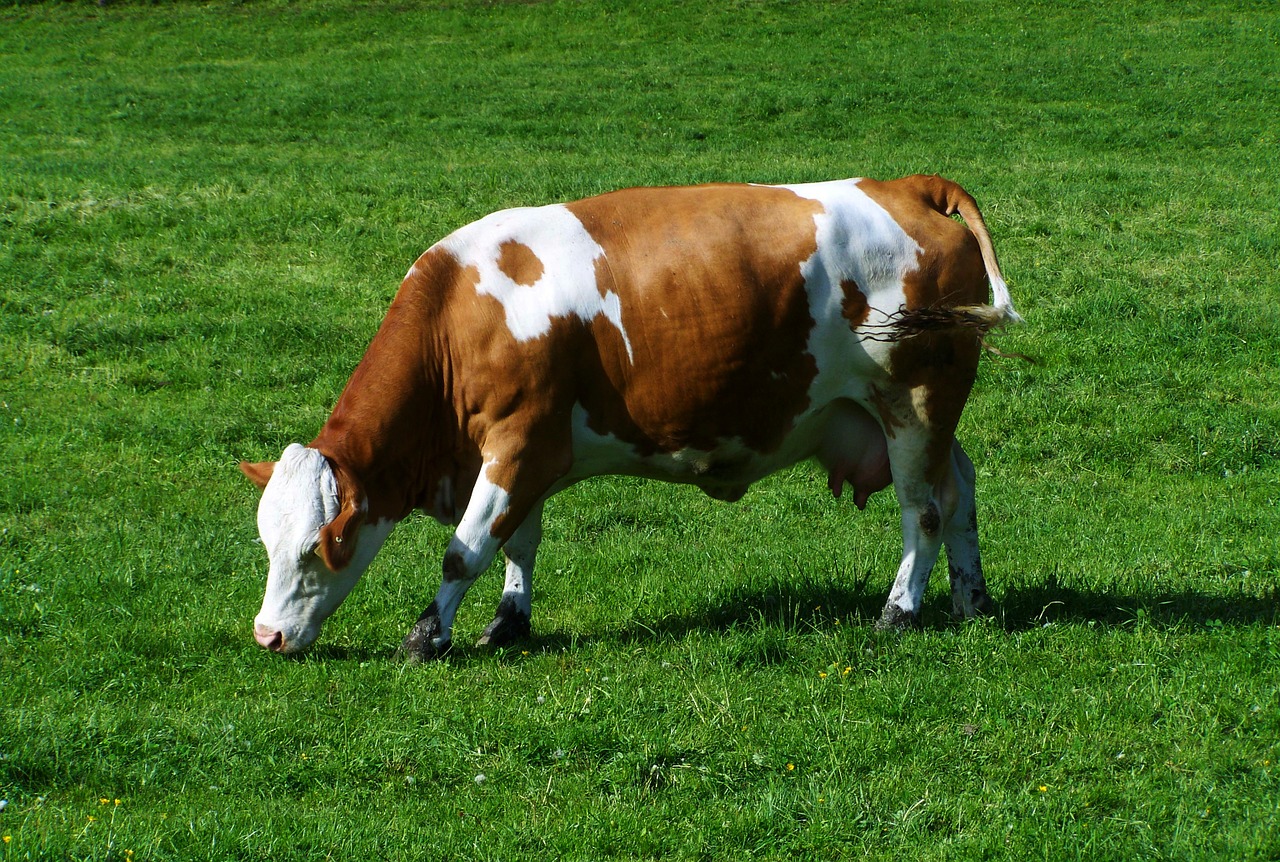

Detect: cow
[240, 174, 1020, 659]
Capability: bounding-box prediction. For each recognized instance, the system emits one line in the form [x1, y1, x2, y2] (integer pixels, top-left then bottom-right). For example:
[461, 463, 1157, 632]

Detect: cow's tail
[923, 174, 1023, 327]
[878, 175, 1027, 357]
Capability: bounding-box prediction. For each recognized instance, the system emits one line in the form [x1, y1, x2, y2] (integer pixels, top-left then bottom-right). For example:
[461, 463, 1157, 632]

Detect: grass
[1, 0, 1278, 859]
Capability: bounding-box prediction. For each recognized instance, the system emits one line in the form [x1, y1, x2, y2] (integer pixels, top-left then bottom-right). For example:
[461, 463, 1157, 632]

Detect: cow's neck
[311, 278, 459, 523]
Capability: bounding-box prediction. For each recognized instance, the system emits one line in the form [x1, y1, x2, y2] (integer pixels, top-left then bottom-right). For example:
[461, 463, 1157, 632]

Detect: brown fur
[565, 184, 825, 455]
[294, 178, 1005, 551]
[495, 240, 545, 286]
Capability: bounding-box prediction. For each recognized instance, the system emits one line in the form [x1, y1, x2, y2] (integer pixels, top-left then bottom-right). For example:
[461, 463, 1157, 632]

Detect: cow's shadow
[989, 580, 1278, 631]
[300, 575, 1275, 663]
[523, 575, 1277, 655]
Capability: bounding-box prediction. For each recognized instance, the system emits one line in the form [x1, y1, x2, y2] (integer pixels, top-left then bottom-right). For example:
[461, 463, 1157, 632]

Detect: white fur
[253, 444, 393, 652]
[425, 460, 514, 648]
[987, 272, 1022, 323]
[448, 459, 512, 573]
[497, 503, 543, 619]
[438, 205, 634, 359]
[779, 180, 922, 393]
[565, 398, 883, 501]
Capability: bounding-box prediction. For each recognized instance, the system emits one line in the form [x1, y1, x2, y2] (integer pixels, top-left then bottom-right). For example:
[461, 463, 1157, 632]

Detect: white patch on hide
[437, 204, 634, 360]
[774, 179, 924, 401]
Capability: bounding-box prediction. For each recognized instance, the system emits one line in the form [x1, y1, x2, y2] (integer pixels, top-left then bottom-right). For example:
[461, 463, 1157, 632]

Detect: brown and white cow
[240, 174, 1020, 658]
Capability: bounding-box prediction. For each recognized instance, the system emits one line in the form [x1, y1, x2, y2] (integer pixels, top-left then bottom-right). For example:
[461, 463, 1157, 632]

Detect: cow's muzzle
[253, 623, 286, 652]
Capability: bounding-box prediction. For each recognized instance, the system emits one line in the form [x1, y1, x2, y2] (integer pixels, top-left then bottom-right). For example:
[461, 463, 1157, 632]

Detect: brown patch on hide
[839, 279, 870, 329]
[564, 183, 825, 456]
[496, 240, 545, 286]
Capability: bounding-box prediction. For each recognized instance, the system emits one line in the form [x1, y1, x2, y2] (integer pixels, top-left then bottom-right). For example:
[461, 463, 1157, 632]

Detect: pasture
[1, 1, 1277, 858]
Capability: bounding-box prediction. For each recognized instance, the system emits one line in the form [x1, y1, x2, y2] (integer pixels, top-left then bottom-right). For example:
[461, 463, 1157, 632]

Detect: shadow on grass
[292, 575, 1277, 663]
[523, 575, 1278, 655]
[996, 579, 1279, 631]
[298, 643, 401, 663]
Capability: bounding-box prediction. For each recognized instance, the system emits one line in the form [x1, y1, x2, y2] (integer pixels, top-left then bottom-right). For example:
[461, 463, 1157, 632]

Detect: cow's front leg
[399, 437, 568, 661]
[476, 501, 544, 648]
[398, 471, 513, 661]
[943, 441, 995, 620]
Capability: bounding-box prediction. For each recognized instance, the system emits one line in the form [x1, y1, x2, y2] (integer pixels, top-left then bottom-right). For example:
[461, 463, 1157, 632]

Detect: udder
[816, 401, 892, 509]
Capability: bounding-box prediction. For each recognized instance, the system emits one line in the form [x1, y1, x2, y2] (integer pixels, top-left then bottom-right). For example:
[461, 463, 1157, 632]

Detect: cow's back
[427, 179, 988, 491]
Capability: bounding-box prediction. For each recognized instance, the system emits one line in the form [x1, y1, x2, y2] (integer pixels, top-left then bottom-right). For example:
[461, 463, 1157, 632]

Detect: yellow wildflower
[786, 763, 795, 772]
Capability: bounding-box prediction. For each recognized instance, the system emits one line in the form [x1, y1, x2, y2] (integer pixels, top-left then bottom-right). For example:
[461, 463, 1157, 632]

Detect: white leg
[943, 441, 994, 619]
[477, 501, 544, 647]
[399, 470, 513, 659]
[877, 431, 955, 630]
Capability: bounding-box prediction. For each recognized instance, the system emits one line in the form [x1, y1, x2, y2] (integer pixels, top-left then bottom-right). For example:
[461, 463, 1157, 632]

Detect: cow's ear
[317, 501, 364, 572]
[316, 459, 366, 572]
[240, 460, 275, 491]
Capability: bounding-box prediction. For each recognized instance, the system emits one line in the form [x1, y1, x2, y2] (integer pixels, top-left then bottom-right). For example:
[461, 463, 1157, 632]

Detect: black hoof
[395, 631, 451, 663]
[971, 591, 997, 618]
[874, 604, 921, 632]
[476, 599, 531, 648]
[395, 604, 450, 662]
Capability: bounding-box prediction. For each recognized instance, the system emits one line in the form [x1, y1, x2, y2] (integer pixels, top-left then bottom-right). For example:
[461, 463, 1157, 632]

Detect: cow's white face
[247, 444, 392, 653]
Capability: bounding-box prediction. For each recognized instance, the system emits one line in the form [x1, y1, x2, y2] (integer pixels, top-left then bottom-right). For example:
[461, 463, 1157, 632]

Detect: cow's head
[240, 444, 391, 653]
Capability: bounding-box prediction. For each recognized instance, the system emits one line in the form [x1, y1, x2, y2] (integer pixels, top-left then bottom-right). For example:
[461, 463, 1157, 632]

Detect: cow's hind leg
[876, 449, 946, 630]
[875, 416, 969, 631]
[871, 325, 985, 631]
[476, 501, 543, 648]
[943, 441, 995, 620]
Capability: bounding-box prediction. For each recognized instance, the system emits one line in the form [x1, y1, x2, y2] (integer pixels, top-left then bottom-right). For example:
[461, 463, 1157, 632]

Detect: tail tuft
[878, 304, 1007, 339]
[871, 302, 1034, 362]
[986, 272, 1024, 326]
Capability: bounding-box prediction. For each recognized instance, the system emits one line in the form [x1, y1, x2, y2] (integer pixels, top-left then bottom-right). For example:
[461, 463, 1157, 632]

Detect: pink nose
[254, 624, 285, 652]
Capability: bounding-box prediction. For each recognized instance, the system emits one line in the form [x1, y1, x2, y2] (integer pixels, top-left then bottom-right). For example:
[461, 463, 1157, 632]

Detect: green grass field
[2, 1, 1278, 859]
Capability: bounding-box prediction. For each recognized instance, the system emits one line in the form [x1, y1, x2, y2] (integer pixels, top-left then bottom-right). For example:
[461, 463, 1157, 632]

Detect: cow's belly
[565, 399, 890, 503]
